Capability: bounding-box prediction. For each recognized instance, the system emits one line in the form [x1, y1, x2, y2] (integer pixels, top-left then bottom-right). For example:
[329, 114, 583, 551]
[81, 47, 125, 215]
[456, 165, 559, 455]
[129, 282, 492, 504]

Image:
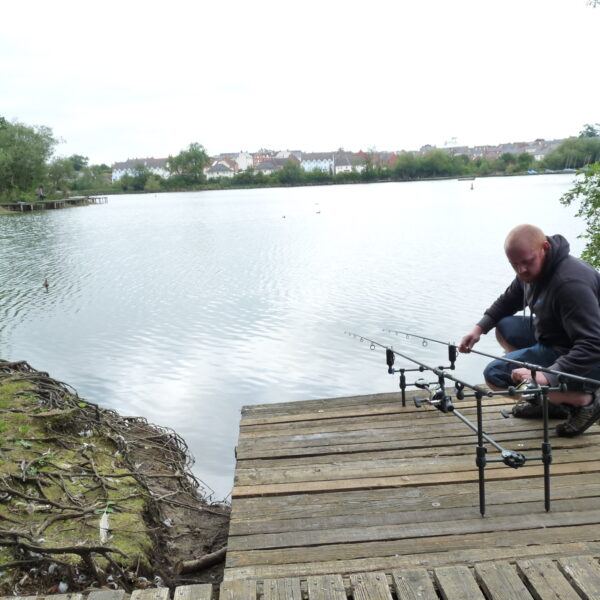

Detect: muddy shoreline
[0, 360, 230, 596]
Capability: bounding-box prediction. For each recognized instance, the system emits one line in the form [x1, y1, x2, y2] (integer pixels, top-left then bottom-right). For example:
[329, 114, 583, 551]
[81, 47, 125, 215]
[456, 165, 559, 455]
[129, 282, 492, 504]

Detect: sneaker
[556, 394, 600, 437]
[512, 400, 570, 419]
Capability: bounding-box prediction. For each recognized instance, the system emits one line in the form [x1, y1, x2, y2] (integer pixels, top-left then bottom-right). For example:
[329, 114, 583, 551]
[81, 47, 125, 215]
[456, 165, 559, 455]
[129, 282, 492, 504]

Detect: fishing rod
[386, 328, 600, 387]
[347, 331, 556, 516]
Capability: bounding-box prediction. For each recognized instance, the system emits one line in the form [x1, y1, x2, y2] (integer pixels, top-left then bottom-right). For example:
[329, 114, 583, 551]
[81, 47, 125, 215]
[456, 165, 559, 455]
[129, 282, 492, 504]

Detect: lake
[0, 174, 586, 499]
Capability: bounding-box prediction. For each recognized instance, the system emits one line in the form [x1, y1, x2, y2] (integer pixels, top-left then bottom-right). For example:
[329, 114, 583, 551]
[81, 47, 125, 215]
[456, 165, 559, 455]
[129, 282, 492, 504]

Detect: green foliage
[543, 137, 600, 170]
[276, 160, 304, 185]
[167, 142, 209, 184]
[0, 117, 56, 201]
[48, 156, 76, 190]
[579, 123, 600, 138]
[560, 164, 600, 269]
[144, 174, 162, 192]
[517, 152, 535, 171]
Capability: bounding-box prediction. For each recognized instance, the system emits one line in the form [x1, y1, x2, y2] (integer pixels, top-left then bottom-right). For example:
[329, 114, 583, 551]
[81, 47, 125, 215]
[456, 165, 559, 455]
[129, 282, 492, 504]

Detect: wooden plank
[232, 460, 600, 497]
[225, 524, 600, 568]
[238, 398, 517, 426]
[558, 555, 600, 598]
[131, 590, 170, 600]
[239, 400, 519, 436]
[229, 496, 600, 537]
[516, 557, 581, 600]
[236, 417, 543, 450]
[230, 473, 600, 522]
[234, 447, 596, 486]
[235, 433, 596, 469]
[235, 429, 595, 460]
[219, 579, 257, 599]
[50, 596, 84, 600]
[173, 584, 214, 600]
[228, 508, 600, 551]
[392, 568, 438, 599]
[242, 391, 406, 414]
[475, 561, 535, 599]
[307, 574, 348, 599]
[263, 577, 302, 600]
[350, 572, 393, 600]
[239, 391, 506, 419]
[88, 592, 126, 600]
[224, 541, 596, 581]
[434, 565, 485, 600]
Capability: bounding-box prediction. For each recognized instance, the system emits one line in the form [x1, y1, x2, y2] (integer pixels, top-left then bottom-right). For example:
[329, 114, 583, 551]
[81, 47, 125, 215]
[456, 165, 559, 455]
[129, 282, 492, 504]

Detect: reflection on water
[0, 175, 584, 498]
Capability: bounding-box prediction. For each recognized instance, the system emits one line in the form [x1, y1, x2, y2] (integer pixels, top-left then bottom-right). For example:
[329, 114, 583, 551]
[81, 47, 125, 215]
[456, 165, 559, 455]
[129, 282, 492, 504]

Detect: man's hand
[511, 368, 549, 386]
[459, 326, 483, 353]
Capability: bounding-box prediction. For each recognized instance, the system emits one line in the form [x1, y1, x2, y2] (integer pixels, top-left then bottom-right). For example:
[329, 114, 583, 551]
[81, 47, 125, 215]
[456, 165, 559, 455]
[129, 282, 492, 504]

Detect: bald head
[504, 224, 550, 283]
[504, 224, 547, 253]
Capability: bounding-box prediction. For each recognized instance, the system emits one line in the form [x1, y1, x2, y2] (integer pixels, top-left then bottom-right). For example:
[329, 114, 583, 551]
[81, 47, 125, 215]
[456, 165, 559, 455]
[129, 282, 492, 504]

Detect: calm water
[0, 175, 586, 499]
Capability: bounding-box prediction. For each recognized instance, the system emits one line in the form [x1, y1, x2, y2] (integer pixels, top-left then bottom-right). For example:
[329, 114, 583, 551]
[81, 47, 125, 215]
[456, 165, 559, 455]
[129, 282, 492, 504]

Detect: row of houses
[419, 138, 564, 162]
[110, 139, 565, 182]
[110, 151, 372, 182]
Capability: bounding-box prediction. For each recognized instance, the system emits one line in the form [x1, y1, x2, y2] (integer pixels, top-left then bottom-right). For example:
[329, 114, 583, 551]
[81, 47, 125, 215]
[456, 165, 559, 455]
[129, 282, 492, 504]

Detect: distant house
[252, 149, 276, 168]
[254, 157, 296, 175]
[205, 163, 235, 180]
[111, 158, 169, 183]
[233, 152, 253, 172]
[301, 152, 335, 173]
[204, 157, 237, 179]
[333, 153, 366, 174]
[275, 150, 302, 161]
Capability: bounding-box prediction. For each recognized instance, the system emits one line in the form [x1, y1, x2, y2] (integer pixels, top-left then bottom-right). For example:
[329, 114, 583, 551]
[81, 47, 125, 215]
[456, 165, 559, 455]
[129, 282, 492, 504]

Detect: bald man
[459, 224, 600, 437]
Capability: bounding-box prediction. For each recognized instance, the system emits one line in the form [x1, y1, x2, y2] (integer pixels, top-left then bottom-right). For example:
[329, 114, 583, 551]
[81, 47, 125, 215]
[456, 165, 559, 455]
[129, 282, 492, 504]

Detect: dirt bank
[0, 360, 230, 595]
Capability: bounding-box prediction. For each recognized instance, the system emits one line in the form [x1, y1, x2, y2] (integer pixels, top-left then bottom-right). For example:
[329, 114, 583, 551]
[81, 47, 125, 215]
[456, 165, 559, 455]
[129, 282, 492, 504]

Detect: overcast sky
[1, 0, 598, 165]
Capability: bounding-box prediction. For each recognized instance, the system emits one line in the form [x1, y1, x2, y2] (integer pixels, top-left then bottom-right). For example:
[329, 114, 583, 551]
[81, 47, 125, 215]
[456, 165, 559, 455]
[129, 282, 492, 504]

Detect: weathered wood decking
[222, 389, 600, 597]
[2, 196, 107, 212]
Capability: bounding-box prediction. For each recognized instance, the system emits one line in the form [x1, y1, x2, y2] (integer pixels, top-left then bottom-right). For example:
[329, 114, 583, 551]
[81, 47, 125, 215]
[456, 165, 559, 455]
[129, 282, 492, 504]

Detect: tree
[420, 150, 454, 177]
[0, 117, 56, 201]
[560, 165, 600, 268]
[167, 143, 209, 184]
[144, 175, 161, 192]
[69, 154, 89, 171]
[277, 160, 304, 185]
[579, 123, 600, 138]
[48, 157, 76, 190]
[517, 152, 535, 172]
[392, 153, 419, 179]
[543, 137, 600, 170]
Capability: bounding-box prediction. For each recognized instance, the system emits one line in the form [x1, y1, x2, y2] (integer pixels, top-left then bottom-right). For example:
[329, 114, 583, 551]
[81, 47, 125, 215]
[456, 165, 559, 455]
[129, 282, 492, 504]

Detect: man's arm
[459, 278, 524, 353]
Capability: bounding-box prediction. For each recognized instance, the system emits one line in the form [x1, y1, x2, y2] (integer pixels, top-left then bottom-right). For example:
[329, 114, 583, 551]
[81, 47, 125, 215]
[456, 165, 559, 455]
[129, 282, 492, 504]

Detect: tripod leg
[475, 394, 487, 516]
[541, 390, 552, 512]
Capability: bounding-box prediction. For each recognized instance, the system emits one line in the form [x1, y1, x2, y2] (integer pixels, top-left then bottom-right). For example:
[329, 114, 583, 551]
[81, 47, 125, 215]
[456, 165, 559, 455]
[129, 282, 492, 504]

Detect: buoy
[43, 279, 49, 289]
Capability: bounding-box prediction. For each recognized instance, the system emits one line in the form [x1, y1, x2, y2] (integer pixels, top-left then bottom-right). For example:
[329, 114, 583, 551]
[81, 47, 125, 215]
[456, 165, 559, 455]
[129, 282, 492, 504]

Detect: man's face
[506, 241, 548, 283]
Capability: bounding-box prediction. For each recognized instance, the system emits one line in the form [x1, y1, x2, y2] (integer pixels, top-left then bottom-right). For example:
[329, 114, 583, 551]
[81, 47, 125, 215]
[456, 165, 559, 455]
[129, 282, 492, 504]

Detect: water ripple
[0, 176, 584, 498]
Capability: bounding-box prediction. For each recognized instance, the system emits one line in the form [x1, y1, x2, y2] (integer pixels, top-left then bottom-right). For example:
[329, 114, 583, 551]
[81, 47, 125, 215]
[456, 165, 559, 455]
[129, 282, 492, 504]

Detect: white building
[205, 163, 235, 180]
[333, 153, 366, 174]
[234, 152, 253, 171]
[301, 152, 335, 173]
[111, 158, 169, 183]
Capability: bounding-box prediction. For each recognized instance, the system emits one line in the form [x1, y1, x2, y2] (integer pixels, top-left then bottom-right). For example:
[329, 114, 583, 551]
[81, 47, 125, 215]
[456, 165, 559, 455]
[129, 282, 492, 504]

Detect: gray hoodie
[477, 234, 600, 385]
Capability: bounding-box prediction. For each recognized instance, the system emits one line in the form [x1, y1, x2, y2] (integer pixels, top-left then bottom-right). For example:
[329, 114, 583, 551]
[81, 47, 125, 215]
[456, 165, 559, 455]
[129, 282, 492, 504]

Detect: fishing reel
[413, 379, 454, 413]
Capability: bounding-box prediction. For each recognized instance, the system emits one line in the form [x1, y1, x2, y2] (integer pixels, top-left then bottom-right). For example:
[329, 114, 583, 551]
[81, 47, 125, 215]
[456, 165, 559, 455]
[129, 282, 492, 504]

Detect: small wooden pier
[2, 196, 108, 212]
[221, 389, 600, 598]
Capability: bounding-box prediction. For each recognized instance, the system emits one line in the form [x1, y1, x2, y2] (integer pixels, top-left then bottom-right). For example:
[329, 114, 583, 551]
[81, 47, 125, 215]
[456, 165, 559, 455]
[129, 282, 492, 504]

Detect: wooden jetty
[2, 391, 599, 599]
[221, 389, 600, 598]
[2, 196, 108, 212]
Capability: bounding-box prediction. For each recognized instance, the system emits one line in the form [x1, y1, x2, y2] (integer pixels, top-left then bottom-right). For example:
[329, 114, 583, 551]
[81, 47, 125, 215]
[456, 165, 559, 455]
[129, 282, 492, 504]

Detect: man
[459, 224, 600, 437]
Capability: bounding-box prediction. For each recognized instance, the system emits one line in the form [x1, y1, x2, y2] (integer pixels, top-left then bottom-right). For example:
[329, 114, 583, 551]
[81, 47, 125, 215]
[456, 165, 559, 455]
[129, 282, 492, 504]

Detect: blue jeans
[483, 316, 600, 392]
